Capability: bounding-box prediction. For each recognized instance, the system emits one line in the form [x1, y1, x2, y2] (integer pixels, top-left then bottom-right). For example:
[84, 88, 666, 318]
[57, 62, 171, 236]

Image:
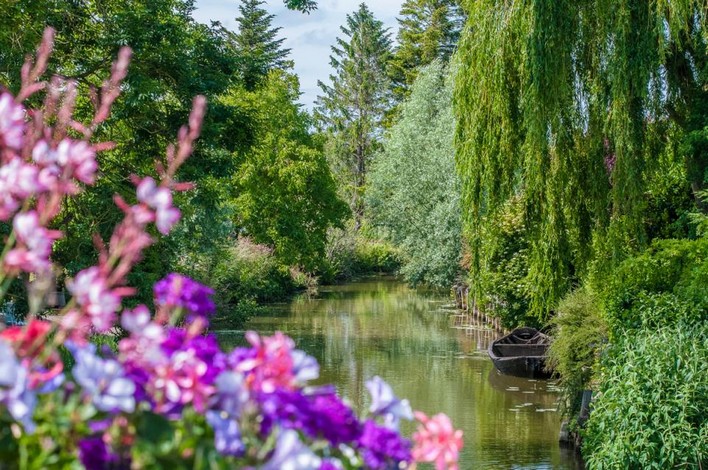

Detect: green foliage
[389, 0, 464, 99]
[583, 324, 707, 469]
[546, 287, 607, 418]
[320, 226, 401, 282]
[598, 238, 708, 334]
[454, 0, 708, 320]
[367, 61, 461, 288]
[223, 71, 348, 270]
[315, 4, 393, 226]
[474, 198, 535, 328]
[229, 0, 292, 90]
[0, 0, 243, 306]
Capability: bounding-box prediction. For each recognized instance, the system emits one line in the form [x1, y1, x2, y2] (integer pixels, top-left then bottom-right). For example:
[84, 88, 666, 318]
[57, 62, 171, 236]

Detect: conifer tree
[314, 3, 393, 228]
[389, 0, 464, 99]
[230, 0, 291, 90]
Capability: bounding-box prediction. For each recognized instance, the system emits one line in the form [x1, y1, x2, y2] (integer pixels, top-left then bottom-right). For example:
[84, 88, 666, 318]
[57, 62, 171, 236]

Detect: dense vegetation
[1, 0, 705, 467]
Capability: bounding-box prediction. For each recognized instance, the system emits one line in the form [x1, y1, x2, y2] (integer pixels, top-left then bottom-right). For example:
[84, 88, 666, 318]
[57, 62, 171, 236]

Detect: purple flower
[0, 340, 37, 433]
[210, 371, 249, 418]
[292, 349, 319, 383]
[206, 410, 244, 456]
[260, 387, 362, 446]
[262, 429, 321, 470]
[70, 343, 135, 413]
[320, 460, 344, 470]
[358, 419, 412, 470]
[154, 273, 215, 320]
[78, 437, 129, 470]
[366, 376, 413, 430]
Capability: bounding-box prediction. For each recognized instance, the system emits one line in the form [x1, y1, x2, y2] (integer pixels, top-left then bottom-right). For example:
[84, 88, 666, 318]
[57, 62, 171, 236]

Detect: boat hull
[488, 328, 552, 379]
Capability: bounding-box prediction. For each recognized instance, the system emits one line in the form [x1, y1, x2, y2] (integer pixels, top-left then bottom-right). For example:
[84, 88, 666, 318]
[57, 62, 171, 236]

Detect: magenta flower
[0, 92, 24, 150]
[136, 177, 180, 234]
[3, 211, 61, 274]
[147, 329, 225, 413]
[67, 267, 121, 332]
[235, 331, 302, 393]
[411, 411, 463, 470]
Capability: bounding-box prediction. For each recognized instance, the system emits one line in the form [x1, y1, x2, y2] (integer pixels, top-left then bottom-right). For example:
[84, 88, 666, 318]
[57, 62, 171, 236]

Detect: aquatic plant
[0, 30, 462, 469]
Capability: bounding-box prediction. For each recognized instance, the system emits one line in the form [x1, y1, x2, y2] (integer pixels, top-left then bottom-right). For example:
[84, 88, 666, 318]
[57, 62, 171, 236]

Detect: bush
[320, 226, 401, 282]
[209, 237, 295, 326]
[599, 238, 708, 334]
[546, 286, 607, 419]
[583, 324, 707, 469]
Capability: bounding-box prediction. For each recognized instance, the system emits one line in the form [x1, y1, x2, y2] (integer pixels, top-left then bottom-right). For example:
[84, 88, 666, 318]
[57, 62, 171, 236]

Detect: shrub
[599, 238, 708, 334]
[583, 324, 707, 469]
[546, 286, 607, 419]
[320, 226, 401, 282]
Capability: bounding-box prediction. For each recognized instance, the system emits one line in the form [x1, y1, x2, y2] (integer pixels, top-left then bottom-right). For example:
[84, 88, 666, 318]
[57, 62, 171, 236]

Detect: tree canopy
[455, 0, 707, 320]
[368, 61, 461, 287]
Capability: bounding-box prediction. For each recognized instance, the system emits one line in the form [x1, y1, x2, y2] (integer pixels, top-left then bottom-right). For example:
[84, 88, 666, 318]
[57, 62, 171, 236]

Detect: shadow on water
[215, 276, 584, 469]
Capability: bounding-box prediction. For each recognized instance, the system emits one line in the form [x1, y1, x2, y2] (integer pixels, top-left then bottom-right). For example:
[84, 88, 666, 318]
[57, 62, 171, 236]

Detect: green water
[216, 277, 583, 469]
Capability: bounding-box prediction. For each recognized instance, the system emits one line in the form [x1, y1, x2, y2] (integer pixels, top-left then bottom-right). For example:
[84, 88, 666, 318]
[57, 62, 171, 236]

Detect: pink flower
[136, 177, 180, 234]
[0, 159, 43, 220]
[411, 412, 463, 470]
[150, 349, 214, 413]
[32, 138, 97, 186]
[67, 267, 121, 332]
[3, 211, 61, 273]
[0, 92, 25, 150]
[236, 331, 299, 393]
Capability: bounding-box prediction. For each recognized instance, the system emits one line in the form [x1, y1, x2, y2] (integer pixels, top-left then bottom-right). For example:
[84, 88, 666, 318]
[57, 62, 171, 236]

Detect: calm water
[216, 277, 583, 469]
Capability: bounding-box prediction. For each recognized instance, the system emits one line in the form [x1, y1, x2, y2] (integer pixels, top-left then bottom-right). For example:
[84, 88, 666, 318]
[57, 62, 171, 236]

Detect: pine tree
[230, 0, 291, 90]
[389, 0, 464, 99]
[314, 3, 393, 228]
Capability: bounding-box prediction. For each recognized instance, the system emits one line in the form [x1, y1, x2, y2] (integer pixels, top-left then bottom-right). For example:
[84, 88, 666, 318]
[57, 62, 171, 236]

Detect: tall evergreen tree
[455, 0, 707, 320]
[230, 0, 291, 90]
[314, 3, 393, 228]
[389, 0, 464, 99]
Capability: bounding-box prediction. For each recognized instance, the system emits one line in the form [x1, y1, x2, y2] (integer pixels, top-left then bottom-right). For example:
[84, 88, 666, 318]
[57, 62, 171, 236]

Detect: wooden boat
[488, 327, 551, 379]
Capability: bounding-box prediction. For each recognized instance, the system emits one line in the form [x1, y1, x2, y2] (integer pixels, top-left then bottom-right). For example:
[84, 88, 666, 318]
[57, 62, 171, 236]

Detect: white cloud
[192, 0, 403, 109]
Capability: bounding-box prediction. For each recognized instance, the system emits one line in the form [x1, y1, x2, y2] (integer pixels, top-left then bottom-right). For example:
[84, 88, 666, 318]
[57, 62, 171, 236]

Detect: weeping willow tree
[455, 0, 707, 320]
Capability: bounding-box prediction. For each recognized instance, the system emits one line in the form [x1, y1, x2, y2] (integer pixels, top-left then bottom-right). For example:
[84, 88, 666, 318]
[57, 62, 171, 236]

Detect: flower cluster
[0, 30, 463, 469]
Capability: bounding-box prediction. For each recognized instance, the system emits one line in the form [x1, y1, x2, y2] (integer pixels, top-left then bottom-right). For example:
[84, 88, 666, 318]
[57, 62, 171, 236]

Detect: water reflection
[216, 277, 583, 469]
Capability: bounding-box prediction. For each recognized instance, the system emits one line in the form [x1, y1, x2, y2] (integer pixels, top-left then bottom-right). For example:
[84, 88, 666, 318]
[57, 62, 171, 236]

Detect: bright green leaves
[223, 71, 348, 270]
[454, 0, 707, 320]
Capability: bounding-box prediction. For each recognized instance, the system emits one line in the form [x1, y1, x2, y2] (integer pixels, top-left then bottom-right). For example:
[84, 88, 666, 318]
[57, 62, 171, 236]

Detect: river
[216, 277, 583, 469]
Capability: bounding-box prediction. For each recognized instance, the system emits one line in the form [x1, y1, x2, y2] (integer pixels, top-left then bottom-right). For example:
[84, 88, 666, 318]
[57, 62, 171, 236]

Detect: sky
[192, 1, 404, 109]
